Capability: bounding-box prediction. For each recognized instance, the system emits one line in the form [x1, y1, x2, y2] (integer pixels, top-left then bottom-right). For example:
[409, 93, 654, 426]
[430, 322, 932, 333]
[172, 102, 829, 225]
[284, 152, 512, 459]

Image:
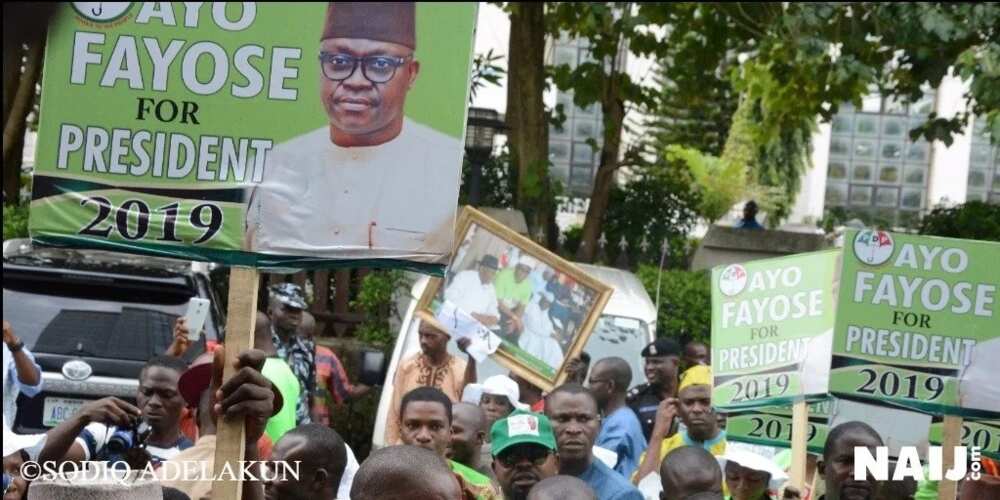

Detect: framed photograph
[417, 207, 612, 391]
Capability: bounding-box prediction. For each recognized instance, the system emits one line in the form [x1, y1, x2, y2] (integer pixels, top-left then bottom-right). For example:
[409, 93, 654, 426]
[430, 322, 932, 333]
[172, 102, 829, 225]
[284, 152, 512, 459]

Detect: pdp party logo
[719, 264, 748, 297]
[72, 2, 133, 25]
[853, 229, 895, 266]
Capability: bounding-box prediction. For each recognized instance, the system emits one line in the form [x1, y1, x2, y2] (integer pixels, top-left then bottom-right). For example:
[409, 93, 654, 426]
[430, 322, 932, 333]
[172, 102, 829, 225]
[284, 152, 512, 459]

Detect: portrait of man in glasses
[246, 2, 462, 263]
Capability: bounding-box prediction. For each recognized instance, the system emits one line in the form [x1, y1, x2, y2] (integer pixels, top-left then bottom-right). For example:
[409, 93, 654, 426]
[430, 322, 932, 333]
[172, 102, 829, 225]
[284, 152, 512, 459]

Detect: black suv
[3, 239, 224, 434]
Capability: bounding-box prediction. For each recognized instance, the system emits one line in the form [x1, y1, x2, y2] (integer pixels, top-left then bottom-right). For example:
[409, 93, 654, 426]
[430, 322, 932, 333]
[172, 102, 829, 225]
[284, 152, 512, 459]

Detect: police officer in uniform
[626, 338, 682, 441]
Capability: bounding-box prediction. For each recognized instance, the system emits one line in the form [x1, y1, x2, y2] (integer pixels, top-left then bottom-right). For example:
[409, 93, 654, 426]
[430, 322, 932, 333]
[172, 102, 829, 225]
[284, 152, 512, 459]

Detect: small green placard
[711, 250, 839, 410]
[830, 230, 1000, 417]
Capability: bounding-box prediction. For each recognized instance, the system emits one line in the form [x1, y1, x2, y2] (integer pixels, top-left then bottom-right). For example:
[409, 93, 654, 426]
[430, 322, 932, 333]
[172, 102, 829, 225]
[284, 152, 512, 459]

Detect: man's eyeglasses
[496, 447, 552, 468]
[319, 52, 412, 84]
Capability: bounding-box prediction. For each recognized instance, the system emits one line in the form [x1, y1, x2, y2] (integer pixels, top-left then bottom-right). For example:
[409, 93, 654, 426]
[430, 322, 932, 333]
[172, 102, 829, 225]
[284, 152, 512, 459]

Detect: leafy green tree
[3, 203, 29, 240]
[469, 49, 506, 105]
[351, 270, 408, 347]
[649, 3, 998, 228]
[636, 265, 711, 344]
[547, 2, 674, 262]
[724, 3, 1000, 146]
[643, 10, 737, 158]
[602, 159, 700, 268]
[458, 147, 515, 209]
[918, 201, 1000, 242]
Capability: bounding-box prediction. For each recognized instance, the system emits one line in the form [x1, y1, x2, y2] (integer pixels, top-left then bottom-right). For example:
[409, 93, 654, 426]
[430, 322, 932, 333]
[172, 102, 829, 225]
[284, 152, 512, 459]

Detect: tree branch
[2, 37, 43, 165]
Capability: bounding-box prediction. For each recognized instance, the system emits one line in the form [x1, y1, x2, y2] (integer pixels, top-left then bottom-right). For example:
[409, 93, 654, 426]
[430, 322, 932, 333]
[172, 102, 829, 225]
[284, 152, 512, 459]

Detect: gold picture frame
[416, 206, 612, 391]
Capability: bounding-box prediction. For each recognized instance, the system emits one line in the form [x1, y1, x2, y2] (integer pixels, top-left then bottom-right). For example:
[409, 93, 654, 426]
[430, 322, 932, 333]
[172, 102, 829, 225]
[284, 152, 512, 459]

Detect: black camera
[105, 418, 152, 455]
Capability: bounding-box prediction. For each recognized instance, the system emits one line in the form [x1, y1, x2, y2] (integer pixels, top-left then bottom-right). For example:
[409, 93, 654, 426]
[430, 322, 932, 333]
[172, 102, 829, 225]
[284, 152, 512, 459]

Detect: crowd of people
[3, 284, 998, 500]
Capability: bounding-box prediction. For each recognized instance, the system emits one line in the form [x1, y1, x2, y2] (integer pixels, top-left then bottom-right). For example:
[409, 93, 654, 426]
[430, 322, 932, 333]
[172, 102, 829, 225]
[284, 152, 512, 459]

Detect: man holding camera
[37, 356, 193, 467]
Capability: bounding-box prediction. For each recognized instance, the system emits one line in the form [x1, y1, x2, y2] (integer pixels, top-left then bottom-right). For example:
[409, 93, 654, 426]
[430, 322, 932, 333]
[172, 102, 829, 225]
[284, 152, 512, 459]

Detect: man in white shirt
[36, 356, 193, 467]
[518, 291, 564, 369]
[444, 255, 501, 327]
[247, 2, 462, 264]
[2, 320, 42, 431]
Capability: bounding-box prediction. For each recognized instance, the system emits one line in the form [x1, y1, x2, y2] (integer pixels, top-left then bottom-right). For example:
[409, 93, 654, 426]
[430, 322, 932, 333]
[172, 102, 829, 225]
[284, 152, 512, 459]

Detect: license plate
[42, 397, 87, 427]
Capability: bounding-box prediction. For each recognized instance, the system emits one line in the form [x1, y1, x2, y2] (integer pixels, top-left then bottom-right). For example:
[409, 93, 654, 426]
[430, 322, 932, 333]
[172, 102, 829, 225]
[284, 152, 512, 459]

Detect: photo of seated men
[436, 224, 598, 377]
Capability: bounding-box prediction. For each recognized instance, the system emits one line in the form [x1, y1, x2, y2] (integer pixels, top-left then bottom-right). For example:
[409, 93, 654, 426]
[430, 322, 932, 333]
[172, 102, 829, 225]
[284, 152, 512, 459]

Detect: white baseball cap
[462, 374, 529, 411]
[517, 255, 538, 269]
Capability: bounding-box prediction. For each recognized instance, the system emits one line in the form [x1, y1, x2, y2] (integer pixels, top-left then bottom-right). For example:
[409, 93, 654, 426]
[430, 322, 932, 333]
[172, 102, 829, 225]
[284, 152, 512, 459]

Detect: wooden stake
[212, 267, 260, 500]
[790, 400, 809, 491]
[938, 415, 963, 500]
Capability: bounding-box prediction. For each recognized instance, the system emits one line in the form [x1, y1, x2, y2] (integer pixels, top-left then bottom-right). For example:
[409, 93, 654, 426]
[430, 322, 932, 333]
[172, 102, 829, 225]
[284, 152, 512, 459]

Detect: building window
[825, 90, 935, 224]
[549, 141, 570, 163]
[554, 46, 577, 68]
[966, 118, 999, 204]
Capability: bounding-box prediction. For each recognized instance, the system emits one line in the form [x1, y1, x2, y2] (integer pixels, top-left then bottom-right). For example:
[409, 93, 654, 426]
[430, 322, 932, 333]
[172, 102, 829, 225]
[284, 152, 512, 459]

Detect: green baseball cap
[490, 410, 557, 457]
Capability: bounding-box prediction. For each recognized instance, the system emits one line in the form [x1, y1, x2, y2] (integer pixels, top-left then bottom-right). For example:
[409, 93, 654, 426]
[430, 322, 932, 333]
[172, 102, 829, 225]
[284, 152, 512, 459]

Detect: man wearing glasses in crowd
[247, 2, 460, 261]
[491, 411, 561, 500]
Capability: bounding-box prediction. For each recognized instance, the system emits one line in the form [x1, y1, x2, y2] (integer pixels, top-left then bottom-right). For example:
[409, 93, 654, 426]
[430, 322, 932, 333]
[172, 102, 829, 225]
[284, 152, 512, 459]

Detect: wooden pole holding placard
[212, 267, 260, 500]
[938, 415, 963, 500]
[789, 400, 809, 491]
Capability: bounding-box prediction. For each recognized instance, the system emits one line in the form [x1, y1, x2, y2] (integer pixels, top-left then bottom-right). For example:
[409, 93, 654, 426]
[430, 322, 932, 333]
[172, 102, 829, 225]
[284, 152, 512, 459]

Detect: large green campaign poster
[29, 2, 477, 272]
[711, 250, 839, 410]
[830, 230, 1000, 417]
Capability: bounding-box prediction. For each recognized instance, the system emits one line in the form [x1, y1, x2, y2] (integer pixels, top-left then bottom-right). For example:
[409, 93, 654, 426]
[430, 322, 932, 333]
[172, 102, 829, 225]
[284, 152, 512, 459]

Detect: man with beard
[267, 283, 315, 425]
[247, 2, 461, 260]
[634, 365, 726, 484]
[399, 387, 501, 499]
[545, 384, 643, 499]
[452, 402, 493, 479]
[627, 339, 682, 441]
[818, 422, 883, 500]
[490, 411, 560, 500]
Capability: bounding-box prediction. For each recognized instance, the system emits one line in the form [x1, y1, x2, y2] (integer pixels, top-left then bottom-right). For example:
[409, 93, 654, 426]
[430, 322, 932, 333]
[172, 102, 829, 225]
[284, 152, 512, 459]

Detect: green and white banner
[830, 230, 1000, 417]
[711, 250, 839, 410]
[725, 399, 832, 454]
[29, 2, 477, 272]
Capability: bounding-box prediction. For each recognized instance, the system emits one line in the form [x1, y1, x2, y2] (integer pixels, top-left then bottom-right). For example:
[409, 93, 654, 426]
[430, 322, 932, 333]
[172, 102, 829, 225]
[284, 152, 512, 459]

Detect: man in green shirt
[399, 386, 502, 500]
[494, 256, 537, 340]
[255, 311, 299, 442]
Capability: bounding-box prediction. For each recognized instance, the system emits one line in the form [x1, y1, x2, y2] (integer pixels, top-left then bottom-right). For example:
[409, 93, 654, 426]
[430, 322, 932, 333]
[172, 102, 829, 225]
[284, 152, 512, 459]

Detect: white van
[371, 263, 658, 450]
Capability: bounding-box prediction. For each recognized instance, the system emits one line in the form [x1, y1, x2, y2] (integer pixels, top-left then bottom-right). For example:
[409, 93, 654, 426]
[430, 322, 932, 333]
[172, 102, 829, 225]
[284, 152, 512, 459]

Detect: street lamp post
[465, 107, 506, 206]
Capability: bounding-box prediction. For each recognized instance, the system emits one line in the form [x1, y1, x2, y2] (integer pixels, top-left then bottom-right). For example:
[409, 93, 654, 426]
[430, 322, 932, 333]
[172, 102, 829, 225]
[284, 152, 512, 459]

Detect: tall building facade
[788, 76, 998, 228]
[547, 35, 606, 199]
